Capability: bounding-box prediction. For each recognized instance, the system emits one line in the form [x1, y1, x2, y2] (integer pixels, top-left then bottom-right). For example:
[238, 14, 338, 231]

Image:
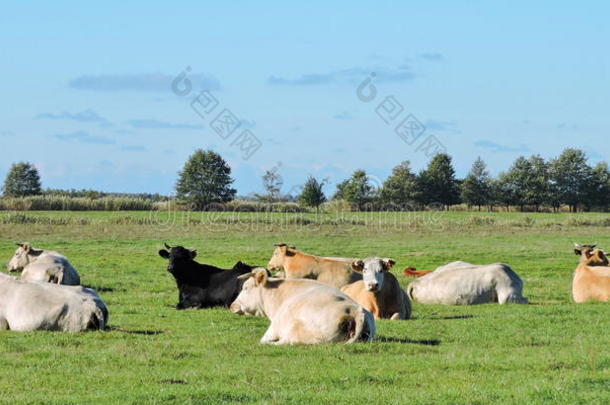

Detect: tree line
[3, 148, 609, 212]
[267, 148, 610, 212]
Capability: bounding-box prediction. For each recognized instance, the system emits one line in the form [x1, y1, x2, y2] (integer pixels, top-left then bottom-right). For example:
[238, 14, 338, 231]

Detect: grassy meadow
[0, 210, 609, 404]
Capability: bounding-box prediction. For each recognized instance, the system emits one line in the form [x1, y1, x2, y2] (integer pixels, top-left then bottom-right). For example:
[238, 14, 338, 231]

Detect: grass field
[0, 210, 609, 404]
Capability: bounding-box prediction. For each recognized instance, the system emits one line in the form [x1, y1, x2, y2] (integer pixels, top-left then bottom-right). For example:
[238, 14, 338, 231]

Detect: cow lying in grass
[230, 268, 375, 345]
[7, 243, 81, 285]
[572, 244, 610, 303]
[267, 243, 361, 288]
[341, 258, 411, 320]
[407, 261, 529, 305]
[158, 244, 256, 309]
[0, 272, 107, 332]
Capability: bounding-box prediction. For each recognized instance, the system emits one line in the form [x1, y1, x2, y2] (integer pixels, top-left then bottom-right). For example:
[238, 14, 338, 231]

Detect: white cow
[7, 243, 81, 285]
[0, 273, 108, 332]
[230, 268, 375, 345]
[407, 261, 528, 305]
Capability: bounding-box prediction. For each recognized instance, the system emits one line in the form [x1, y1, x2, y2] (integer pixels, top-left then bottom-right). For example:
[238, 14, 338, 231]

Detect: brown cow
[341, 258, 411, 320]
[572, 243, 610, 303]
[403, 267, 434, 277]
[267, 243, 361, 288]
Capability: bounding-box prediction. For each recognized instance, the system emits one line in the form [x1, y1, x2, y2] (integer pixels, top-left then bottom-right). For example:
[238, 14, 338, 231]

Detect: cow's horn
[164, 243, 172, 250]
[237, 272, 255, 280]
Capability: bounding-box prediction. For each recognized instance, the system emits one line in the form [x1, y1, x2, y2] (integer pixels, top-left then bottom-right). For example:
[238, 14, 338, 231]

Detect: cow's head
[575, 243, 609, 266]
[230, 268, 270, 316]
[267, 243, 296, 271]
[351, 257, 396, 293]
[7, 242, 42, 272]
[158, 243, 197, 274]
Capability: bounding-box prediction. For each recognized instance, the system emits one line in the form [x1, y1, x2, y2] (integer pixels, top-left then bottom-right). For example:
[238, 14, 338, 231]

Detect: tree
[549, 149, 592, 212]
[461, 157, 492, 211]
[175, 149, 236, 210]
[491, 174, 515, 212]
[526, 155, 550, 212]
[260, 168, 283, 202]
[588, 162, 610, 211]
[333, 169, 375, 210]
[502, 155, 550, 212]
[298, 176, 327, 212]
[416, 154, 460, 210]
[379, 161, 418, 209]
[3, 162, 42, 197]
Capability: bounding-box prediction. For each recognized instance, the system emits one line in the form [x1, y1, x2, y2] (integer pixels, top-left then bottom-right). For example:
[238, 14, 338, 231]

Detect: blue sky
[1, 1, 608, 196]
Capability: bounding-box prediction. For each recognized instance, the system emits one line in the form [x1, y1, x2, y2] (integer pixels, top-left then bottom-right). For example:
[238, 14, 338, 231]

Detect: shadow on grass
[377, 336, 441, 346]
[108, 326, 164, 335]
[83, 285, 119, 293]
[429, 315, 475, 320]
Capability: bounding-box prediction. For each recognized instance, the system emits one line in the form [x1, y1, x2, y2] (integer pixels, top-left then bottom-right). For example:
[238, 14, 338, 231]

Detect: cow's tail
[342, 307, 375, 344]
[87, 302, 109, 331]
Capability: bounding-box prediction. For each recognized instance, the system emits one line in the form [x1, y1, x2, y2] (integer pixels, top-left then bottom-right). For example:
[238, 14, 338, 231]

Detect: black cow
[158, 244, 256, 309]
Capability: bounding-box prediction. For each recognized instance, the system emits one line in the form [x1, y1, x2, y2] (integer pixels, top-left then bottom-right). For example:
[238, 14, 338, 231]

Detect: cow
[158, 243, 256, 309]
[230, 268, 375, 345]
[572, 243, 610, 303]
[267, 243, 361, 288]
[341, 258, 411, 320]
[0, 272, 107, 332]
[7, 243, 81, 285]
[407, 261, 528, 305]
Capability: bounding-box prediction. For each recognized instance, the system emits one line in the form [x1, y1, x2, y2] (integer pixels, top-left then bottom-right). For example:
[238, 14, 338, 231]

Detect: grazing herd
[1, 241, 608, 344]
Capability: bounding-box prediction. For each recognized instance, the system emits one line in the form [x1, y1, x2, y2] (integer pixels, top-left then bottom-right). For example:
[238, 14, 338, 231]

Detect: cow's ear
[29, 248, 43, 257]
[158, 250, 170, 259]
[21, 243, 31, 253]
[254, 269, 268, 286]
[190, 249, 197, 259]
[574, 249, 582, 256]
[285, 247, 296, 257]
[351, 260, 365, 272]
[382, 258, 396, 271]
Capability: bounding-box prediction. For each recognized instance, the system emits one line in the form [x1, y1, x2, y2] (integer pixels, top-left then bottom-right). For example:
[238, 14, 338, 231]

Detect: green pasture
[0, 211, 608, 404]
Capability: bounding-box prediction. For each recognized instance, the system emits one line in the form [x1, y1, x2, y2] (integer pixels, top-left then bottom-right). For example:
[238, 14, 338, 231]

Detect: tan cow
[230, 268, 375, 345]
[267, 243, 361, 288]
[341, 258, 411, 320]
[572, 243, 610, 303]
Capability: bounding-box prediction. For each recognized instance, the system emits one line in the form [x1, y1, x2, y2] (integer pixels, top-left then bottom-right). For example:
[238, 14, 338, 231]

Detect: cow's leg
[497, 287, 527, 304]
[260, 325, 280, 345]
[390, 313, 401, 320]
[0, 316, 9, 330]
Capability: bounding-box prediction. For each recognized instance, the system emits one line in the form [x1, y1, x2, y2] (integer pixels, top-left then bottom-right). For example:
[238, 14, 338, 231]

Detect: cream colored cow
[7, 243, 81, 285]
[0, 272, 107, 332]
[230, 268, 375, 345]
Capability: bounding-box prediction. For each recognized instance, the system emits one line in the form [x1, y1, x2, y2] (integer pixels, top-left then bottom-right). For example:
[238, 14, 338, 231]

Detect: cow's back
[3, 278, 106, 331]
[22, 252, 81, 285]
[409, 263, 525, 305]
[285, 253, 361, 288]
[572, 265, 610, 303]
